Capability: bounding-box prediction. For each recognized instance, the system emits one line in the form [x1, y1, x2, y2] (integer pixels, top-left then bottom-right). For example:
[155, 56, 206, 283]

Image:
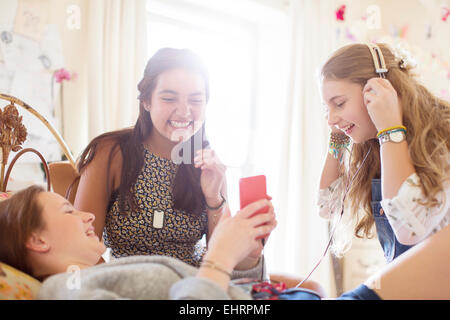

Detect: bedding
[0, 262, 41, 300]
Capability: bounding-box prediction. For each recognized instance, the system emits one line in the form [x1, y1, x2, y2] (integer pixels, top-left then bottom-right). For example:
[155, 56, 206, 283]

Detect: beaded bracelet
[201, 259, 232, 278]
[376, 125, 407, 138]
[377, 128, 406, 139]
[329, 132, 350, 159]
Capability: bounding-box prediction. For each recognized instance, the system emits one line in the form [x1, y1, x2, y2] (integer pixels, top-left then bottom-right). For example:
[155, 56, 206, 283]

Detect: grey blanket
[37, 255, 264, 300]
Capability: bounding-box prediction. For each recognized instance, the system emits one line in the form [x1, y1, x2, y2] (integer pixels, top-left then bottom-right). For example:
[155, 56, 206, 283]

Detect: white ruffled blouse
[317, 172, 450, 245]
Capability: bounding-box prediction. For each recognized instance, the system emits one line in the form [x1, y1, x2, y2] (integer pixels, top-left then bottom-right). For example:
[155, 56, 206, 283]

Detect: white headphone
[366, 43, 388, 79]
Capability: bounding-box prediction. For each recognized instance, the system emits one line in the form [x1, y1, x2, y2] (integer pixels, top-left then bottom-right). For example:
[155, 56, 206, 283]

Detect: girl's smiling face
[321, 79, 377, 143]
[146, 68, 207, 144]
[35, 192, 106, 267]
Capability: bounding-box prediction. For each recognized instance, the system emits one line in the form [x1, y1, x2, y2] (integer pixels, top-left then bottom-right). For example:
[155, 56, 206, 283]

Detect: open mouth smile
[341, 124, 355, 134]
[168, 120, 193, 129]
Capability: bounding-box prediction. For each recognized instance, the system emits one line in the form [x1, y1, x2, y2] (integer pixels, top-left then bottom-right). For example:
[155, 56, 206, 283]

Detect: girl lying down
[1, 186, 449, 299]
[0, 185, 276, 299]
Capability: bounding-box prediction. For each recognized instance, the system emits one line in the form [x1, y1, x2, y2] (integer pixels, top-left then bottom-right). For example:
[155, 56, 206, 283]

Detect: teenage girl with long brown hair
[318, 43, 449, 261]
[73, 48, 265, 269]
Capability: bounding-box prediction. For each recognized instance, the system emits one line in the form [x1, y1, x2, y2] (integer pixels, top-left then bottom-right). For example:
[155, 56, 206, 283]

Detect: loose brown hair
[0, 185, 45, 276]
[321, 43, 450, 244]
[77, 48, 210, 216]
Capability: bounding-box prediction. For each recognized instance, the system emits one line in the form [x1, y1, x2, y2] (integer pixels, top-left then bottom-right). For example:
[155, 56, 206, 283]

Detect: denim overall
[371, 179, 414, 263]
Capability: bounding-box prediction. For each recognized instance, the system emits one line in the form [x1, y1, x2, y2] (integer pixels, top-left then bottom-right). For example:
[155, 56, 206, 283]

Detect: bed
[0, 93, 77, 299]
[0, 93, 325, 300]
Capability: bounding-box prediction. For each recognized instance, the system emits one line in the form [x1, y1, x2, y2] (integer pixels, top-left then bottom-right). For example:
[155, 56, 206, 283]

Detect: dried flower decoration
[0, 103, 28, 166]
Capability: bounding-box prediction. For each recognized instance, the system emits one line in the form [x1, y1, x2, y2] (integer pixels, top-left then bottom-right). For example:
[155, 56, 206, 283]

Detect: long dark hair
[77, 48, 210, 215]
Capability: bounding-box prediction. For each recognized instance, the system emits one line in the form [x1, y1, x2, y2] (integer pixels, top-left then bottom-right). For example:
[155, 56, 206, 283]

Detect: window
[146, 0, 290, 212]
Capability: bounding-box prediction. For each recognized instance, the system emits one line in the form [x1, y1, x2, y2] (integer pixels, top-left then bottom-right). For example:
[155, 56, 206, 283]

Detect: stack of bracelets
[329, 125, 407, 160]
[376, 125, 407, 139]
[329, 132, 351, 160]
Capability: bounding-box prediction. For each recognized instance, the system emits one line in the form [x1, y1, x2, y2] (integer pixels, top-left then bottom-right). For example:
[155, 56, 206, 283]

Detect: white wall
[0, 0, 88, 188]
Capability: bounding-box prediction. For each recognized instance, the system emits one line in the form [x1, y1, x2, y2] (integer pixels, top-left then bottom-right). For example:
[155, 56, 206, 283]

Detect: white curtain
[86, 0, 148, 139]
[264, 0, 341, 296]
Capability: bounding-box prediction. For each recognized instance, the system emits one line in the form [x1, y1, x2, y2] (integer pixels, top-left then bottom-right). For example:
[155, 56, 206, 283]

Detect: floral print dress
[104, 148, 208, 267]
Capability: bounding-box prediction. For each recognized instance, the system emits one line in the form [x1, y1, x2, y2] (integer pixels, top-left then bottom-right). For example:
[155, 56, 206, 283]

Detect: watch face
[390, 131, 404, 143]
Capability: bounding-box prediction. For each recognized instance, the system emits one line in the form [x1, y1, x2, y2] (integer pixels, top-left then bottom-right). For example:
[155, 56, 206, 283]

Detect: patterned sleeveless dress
[103, 148, 208, 267]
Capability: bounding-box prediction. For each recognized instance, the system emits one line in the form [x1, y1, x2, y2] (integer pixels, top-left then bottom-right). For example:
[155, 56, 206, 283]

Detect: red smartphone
[239, 175, 270, 241]
[239, 175, 269, 216]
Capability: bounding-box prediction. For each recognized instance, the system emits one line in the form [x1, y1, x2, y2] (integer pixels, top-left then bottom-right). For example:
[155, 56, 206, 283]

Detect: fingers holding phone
[204, 176, 277, 271]
[205, 199, 276, 271]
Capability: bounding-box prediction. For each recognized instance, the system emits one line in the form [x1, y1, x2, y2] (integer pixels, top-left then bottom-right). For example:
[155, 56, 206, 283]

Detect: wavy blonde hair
[321, 43, 450, 245]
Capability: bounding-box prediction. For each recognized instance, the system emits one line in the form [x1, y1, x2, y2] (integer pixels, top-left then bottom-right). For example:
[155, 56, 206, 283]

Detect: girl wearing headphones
[317, 43, 450, 262]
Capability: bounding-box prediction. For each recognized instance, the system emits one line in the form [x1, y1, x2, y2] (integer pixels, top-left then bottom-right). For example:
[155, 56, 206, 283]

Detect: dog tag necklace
[153, 210, 164, 229]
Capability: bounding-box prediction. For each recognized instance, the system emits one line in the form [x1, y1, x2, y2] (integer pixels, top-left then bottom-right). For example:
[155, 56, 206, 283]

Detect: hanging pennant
[442, 7, 450, 22]
[335, 5, 346, 21]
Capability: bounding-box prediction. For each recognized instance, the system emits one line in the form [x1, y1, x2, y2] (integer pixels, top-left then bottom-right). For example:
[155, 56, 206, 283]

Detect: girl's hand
[240, 195, 276, 267]
[363, 78, 403, 131]
[203, 199, 277, 273]
[194, 149, 226, 207]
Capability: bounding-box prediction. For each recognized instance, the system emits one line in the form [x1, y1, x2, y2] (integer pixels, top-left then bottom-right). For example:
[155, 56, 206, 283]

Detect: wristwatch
[378, 130, 406, 145]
